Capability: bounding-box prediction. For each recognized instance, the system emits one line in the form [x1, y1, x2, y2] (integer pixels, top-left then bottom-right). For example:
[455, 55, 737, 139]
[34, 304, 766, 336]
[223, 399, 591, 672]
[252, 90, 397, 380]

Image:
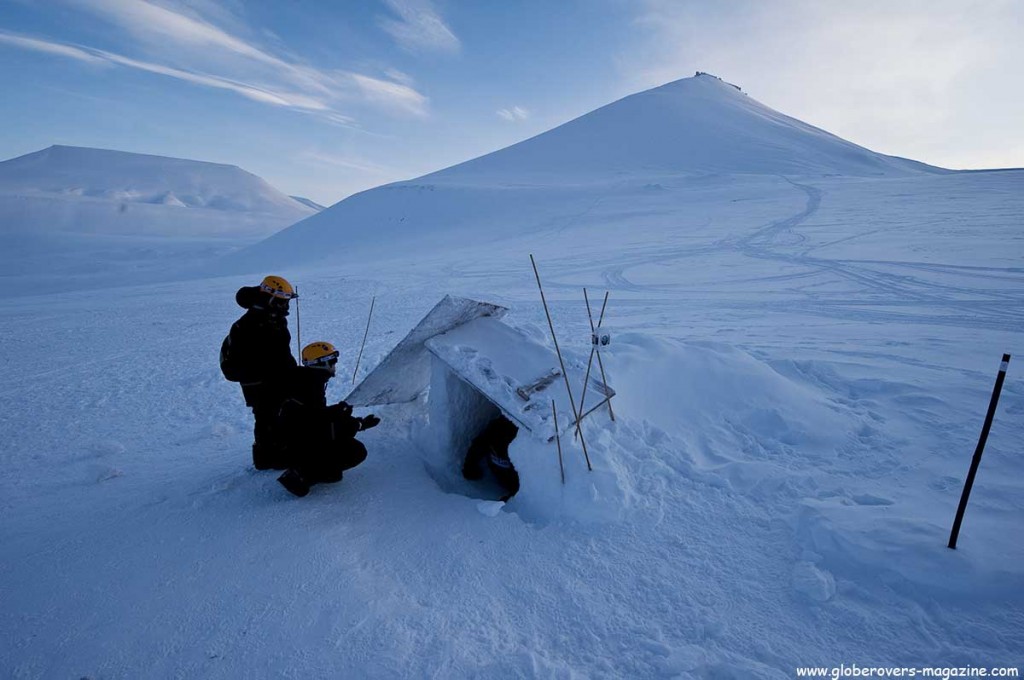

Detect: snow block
[424, 317, 615, 439]
[345, 295, 507, 406]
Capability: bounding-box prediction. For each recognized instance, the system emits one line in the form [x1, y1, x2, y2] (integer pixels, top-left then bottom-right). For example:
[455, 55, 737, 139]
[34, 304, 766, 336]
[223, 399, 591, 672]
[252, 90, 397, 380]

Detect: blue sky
[1, 0, 1022, 205]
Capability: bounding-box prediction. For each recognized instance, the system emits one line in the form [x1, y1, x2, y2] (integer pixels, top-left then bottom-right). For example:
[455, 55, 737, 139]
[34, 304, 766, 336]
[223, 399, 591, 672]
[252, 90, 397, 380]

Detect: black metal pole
[948, 353, 1011, 549]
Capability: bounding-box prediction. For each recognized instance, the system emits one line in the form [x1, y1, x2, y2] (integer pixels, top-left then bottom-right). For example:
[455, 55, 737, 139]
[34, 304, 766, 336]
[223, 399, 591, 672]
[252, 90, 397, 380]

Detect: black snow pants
[293, 438, 368, 486]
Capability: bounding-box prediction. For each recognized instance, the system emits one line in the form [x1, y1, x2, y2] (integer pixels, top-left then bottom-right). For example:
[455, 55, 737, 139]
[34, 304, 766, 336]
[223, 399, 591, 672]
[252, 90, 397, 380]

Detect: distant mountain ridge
[0, 145, 317, 292]
[0, 145, 315, 218]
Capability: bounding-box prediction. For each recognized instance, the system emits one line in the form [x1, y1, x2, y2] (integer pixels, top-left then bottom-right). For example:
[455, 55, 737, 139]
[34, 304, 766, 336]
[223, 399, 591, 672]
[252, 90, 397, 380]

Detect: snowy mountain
[0, 145, 316, 291]
[0, 144, 311, 212]
[433, 73, 942, 180]
[231, 74, 946, 271]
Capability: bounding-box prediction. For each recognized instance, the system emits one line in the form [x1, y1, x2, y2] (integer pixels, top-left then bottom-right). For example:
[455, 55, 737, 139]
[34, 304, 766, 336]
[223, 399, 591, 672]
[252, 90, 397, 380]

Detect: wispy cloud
[297, 150, 393, 175]
[497, 105, 530, 122]
[378, 0, 460, 54]
[0, 29, 337, 112]
[69, 0, 337, 96]
[2, 0, 431, 123]
[349, 73, 428, 117]
[0, 30, 106, 64]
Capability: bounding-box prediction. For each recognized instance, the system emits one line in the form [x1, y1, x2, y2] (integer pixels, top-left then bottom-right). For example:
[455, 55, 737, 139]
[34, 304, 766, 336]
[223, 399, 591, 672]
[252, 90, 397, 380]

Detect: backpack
[220, 333, 245, 382]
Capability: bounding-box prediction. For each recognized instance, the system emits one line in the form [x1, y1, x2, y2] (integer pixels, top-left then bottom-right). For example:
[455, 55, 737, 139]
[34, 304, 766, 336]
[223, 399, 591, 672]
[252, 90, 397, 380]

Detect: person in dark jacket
[462, 415, 520, 501]
[221, 275, 297, 470]
[277, 341, 380, 498]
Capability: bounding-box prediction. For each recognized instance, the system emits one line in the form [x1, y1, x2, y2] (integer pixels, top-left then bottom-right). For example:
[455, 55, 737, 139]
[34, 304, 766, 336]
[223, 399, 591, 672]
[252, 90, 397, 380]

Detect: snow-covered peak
[228, 74, 950, 272]
[431, 73, 942, 181]
[0, 145, 314, 216]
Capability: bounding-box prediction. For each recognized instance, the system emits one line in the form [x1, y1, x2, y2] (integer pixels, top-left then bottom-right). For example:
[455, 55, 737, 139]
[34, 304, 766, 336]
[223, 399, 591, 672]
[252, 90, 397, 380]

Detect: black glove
[330, 401, 353, 417]
[360, 414, 381, 430]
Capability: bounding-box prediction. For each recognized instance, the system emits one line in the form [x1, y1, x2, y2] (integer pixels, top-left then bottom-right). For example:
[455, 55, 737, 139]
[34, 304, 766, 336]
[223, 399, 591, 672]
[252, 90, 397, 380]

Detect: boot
[278, 469, 310, 497]
[253, 444, 287, 471]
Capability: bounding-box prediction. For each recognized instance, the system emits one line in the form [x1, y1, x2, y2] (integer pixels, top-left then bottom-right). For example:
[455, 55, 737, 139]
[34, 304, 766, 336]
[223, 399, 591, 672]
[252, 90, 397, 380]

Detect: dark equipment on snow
[948, 353, 1011, 549]
[516, 368, 561, 401]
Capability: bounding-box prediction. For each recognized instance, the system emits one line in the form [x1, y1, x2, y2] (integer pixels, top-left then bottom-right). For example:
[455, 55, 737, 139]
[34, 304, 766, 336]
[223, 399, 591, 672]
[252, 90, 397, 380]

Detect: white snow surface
[0, 145, 315, 293]
[2, 76, 1023, 677]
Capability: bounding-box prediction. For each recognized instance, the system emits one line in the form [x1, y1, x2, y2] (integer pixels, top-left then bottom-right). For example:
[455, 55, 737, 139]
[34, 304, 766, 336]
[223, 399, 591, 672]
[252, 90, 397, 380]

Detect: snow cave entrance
[427, 359, 514, 501]
[344, 295, 615, 505]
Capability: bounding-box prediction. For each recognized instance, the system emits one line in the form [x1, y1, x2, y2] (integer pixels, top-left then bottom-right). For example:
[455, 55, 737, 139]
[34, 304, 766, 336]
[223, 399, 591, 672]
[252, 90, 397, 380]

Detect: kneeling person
[277, 341, 380, 497]
[462, 415, 520, 501]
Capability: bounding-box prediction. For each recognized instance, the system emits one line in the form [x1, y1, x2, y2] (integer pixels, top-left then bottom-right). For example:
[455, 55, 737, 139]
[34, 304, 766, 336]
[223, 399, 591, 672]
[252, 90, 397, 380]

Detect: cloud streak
[350, 73, 428, 117]
[1, 0, 431, 122]
[0, 30, 106, 64]
[378, 0, 460, 54]
[497, 106, 529, 122]
[0, 29, 340, 113]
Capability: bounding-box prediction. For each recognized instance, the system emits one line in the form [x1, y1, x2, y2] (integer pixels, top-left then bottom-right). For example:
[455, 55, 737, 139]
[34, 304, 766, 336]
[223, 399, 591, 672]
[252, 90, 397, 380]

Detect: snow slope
[230, 74, 946, 271]
[0, 145, 315, 292]
[0, 77, 1022, 677]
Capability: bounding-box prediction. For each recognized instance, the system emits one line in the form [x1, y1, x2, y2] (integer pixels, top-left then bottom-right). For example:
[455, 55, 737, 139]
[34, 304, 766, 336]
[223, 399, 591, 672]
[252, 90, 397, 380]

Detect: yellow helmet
[301, 341, 340, 368]
[259, 275, 297, 300]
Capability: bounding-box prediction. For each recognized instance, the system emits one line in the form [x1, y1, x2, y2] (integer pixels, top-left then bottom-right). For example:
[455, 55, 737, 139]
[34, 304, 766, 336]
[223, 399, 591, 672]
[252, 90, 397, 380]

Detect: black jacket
[226, 286, 296, 406]
[277, 366, 362, 456]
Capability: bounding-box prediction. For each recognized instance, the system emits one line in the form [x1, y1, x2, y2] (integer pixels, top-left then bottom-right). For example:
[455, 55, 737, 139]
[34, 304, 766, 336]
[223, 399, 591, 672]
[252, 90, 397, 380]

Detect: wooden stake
[552, 400, 565, 485]
[352, 295, 376, 385]
[530, 254, 592, 471]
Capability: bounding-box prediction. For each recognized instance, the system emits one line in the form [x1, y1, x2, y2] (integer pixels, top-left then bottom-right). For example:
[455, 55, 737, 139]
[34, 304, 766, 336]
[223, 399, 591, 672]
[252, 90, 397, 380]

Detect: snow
[1, 76, 1022, 677]
[229, 74, 945, 272]
[423, 315, 615, 437]
[346, 295, 508, 406]
[0, 145, 315, 293]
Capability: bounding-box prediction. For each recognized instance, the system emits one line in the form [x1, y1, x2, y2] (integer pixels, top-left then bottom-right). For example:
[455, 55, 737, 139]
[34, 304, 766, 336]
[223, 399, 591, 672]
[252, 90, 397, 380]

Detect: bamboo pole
[578, 289, 613, 438]
[352, 295, 376, 385]
[591, 291, 614, 422]
[294, 285, 301, 361]
[552, 400, 565, 485]
[530, 254, 592, 471]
